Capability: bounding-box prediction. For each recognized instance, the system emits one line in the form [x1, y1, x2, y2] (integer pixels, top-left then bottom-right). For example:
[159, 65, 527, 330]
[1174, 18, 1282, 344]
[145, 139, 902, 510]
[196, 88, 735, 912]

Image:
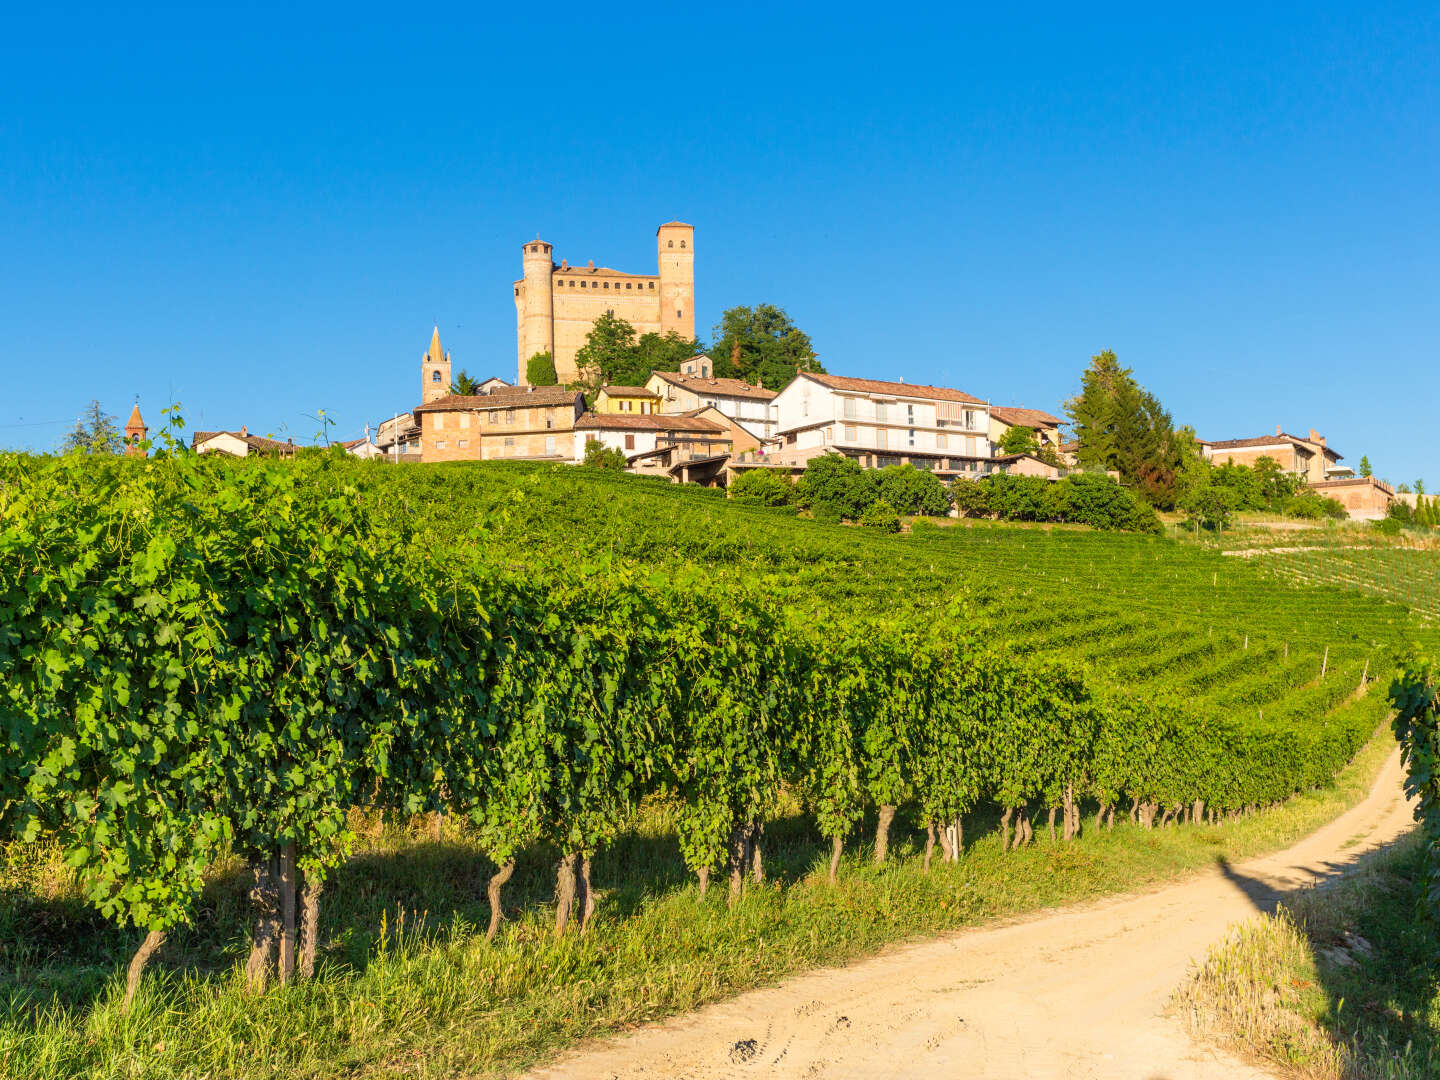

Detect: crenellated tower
[421, 326, 452, 404]
[657, 222, 694, 341]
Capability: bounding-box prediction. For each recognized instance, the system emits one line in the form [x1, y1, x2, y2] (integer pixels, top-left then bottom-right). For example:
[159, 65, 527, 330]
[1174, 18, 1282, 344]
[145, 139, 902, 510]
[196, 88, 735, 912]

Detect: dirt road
[525, 749, 1414, 1080]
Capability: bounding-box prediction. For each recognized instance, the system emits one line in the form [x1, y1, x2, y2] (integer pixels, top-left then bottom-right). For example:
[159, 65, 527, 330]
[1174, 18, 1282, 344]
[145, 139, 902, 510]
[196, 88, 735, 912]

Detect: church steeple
[124, 401, 147, 457]
[421, 326, 452, 404]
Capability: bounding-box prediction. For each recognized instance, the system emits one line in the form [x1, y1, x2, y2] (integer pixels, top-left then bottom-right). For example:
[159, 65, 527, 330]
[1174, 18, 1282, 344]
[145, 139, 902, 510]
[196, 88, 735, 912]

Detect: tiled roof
[989, 405, 1063, 429]
[126, 404, 145, 429]
[650, 370, 777, 401]
[553, 266, 654, 279]
[804, 372, 986, 405]
[413, 388, 581, 413]
[574, 412, 725, 433]
[191, 431, 295, 454]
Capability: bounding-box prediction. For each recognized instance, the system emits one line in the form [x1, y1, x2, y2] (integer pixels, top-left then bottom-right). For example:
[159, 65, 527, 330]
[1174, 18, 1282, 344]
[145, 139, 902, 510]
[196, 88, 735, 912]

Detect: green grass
[1175, 830, 1439, 1079]
[0, 721, 1398, 1080]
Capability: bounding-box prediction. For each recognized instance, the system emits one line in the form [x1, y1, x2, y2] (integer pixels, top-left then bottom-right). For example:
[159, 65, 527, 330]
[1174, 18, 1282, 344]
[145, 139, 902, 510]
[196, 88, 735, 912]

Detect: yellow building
[514, 222, 694, 385]
[595, 385, 662, 415]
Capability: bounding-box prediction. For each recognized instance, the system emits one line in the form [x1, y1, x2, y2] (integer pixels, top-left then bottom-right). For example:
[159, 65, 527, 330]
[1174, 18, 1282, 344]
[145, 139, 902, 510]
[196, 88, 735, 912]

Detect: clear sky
[2, 4, 1436, 481]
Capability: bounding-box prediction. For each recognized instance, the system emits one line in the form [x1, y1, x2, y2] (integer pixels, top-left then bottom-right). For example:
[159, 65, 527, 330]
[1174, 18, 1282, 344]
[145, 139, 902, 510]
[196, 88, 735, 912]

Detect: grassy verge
[1175, 830, 1436, 1078]
[0, 722, 1398, 1080]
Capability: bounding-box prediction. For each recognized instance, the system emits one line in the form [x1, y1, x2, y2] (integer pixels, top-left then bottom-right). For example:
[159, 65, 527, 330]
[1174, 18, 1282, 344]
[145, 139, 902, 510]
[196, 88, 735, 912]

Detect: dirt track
[523, 749, 1413, 1080]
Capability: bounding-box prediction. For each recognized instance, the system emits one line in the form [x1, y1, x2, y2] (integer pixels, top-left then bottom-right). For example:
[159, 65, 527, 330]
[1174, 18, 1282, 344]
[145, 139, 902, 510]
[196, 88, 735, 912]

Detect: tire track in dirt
[520, 749, 1413, 1080]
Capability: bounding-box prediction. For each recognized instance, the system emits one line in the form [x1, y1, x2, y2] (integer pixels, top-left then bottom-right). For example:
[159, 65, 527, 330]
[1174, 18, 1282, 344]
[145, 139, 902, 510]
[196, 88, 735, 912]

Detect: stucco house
[596, 385, 663, 415]
[572, 412, 731, 463]
[1308, 476, 1395, 521]
[767, 372, 992, 475]
[988, 406, 1065, 457]
[646, 356, 778, 440]
[1205, 426, 1349, 484]
[191, 428, 296, 458]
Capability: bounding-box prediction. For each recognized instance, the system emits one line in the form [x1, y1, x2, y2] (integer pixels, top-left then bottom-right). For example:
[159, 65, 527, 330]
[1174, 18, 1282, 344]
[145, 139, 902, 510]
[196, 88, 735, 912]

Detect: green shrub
[859, 499, 901, 532]
[795, 454, 874, 518]
[526, 352, 558, 386]
[729, 467, 795, 506]
[582, 439, 628, 470]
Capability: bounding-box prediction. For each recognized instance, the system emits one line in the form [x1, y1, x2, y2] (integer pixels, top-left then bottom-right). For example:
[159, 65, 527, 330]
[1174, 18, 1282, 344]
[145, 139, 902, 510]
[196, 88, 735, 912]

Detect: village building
[572, 412, 731, 462]
[514, 223, 694, 385]
[340, 437, 384, 459]
[767, 372, 992, 474]
[414, 386, 584, 462]
[474, 376, 511, 393]
[595, 385, 662, 415]
[988, 452, 1066, 479]
[1205, 426, 1349, 483]
[1308, 476, 1396, 521]
[683, 404, 762, 455]
[646, 356, 778, 440]
[192, 427, 297, 458]
[987, 406, 1065, 457]
[375, 412, 420, 459]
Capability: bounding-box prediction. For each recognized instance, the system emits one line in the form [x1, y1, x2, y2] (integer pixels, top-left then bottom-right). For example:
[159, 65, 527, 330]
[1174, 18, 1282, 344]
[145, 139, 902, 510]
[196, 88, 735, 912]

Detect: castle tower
[124, 402, 147, 457]
[656, 222, 694, 341]
[517, 238, 555, 384]
[421, 326, 452, 404]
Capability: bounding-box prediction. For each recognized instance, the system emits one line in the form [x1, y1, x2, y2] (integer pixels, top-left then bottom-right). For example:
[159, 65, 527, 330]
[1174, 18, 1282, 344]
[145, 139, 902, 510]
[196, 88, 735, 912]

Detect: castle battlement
[514, 223, 693, 384]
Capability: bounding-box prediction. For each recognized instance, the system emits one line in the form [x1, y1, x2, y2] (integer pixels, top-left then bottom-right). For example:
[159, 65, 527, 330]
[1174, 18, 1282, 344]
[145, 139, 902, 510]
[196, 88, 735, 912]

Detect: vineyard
[3, 451, 1436, 1078]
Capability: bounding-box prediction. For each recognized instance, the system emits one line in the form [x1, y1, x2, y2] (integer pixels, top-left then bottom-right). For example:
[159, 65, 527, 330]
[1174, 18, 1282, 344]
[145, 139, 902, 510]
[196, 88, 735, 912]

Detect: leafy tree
[729, 468, 795, 506]
[794, 454, 875, 519]
[710, 304, 825, 389]
[574, 312, 640, 396]
[60, 400, 122, 454]
[997, 425, 1041, 456]
[1360, 456, 1373, 478]
[1417, 479, 1427, 496]
[859, 499, 901, 532]
[451, 370, 482, 395]
[874, 465, 951, 516]
[582, 439, 628, 470]
[628, 331, 703, 385]
[1180, 483, 1238, 530]
[1397, 483, 1413, 494]
[526, 353, 558, 386]
[950, 477, 992, 518]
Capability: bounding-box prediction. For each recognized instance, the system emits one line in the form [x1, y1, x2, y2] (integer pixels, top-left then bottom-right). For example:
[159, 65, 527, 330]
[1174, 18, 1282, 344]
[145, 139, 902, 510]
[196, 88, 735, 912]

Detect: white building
[768, 373, 992, 474]
[646, 356, 778, 440]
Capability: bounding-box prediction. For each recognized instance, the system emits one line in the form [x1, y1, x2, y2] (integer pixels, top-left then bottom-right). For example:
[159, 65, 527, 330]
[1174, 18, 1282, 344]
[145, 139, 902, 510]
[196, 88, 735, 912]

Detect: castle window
[431, 371, 441, 382]
[626, 282, 632, 289]
[680, 240, 686, 248]
[676, 309, 683, 319]
[603, 281, 609, 289]
[667, 240, 673, 248]
[648, 282, 655, 289]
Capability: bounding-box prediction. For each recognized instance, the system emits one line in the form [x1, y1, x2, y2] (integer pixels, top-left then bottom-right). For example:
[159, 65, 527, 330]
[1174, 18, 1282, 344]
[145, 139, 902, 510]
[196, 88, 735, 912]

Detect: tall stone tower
[421, 326, 452, 404]
[657, 222, 694, 341]
[517, 238, 555, 383]
[124, 402, 147, 457]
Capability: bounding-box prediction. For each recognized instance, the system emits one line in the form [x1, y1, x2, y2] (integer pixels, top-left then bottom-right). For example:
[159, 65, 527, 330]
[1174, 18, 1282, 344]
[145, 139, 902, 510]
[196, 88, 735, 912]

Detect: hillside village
[182, 222, 1403, 523]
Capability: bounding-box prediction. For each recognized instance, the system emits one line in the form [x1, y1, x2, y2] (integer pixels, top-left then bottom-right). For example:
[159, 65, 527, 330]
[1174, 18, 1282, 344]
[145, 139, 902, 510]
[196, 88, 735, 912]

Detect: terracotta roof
[989, 405, 1063, 429]
[599, 385, 658, 397]
[413, 388, 581, 413]
[1059, 440, 1080, 453]
[125, 404, 145, 430]
[804, 372, 986, 405]
[426, 326, 444, 363]
[340, 437, 370, 450]
[574, 412, 726, 433]
[650, 370, 778, 401]
[552, 266, 655, 279]
[1208, 433, 1343, 461]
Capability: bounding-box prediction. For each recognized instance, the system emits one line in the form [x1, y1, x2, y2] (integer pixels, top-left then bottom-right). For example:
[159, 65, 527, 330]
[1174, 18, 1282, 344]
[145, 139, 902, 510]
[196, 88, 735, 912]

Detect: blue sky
[2, 4, 1436, 481]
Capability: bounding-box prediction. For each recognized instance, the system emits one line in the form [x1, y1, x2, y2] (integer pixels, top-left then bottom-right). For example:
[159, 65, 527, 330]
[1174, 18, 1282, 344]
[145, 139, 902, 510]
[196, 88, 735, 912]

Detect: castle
[514, 222, 694, 384]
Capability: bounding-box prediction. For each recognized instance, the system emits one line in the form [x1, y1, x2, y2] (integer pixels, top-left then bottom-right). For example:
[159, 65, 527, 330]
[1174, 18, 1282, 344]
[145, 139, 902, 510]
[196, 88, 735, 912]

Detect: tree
[729, 468, 795, 506]
[997, 425, 1041, 457]
[873, 465, 951, 517]
[1180, 483, 1238, 531]
[628, 331, 704, 386]
[574, 312, 640, 396]
[526, 352, 558, 386]
[60, 400, 122, 454]
[1065, 351, 1185, 507]
[451, 370, 482, 396]
[859, 499, 901, 532]
[1360, 456, 1373, 478]
[710, 305, 825, 388]
[1417, 480, 1427, 496]
[794, 454, 875, 519]
[582, 439, 628, 470]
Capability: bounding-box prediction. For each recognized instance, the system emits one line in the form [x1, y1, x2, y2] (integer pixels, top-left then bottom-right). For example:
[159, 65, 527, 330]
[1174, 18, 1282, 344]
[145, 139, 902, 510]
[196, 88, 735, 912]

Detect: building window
[434, 414, 444, 429]
[624, 434, 635, 450]
[907, 404, 915, 423]
[668, 240, 674, 248]
[937, 433, 948, 449]
[908, 428, 916, 447]
[580, 281, 586, 287]
[435, 439, 447, 450]
[603, 281, 609, 288]
[676, 309, 683, 319]
[680, 240, 686, 248]
[432, 371, 441, 382]
[458, 439, 469, 449]
[545, 436, 556, 455]
[875, 402, 887, 422]
[843, 424, 857, 442]
[506, 410, 514, 425]
[626, 282, 632, 289]
[648, 282, 655, 289]
[488, 410, 497, 424]
[459, 413, 469, 429]
[843, 398, 856, 419]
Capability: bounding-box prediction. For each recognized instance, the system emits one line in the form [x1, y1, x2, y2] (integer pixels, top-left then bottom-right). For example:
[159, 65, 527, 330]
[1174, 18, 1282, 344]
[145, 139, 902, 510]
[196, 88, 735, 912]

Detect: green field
[3, 455, 1437, 1080]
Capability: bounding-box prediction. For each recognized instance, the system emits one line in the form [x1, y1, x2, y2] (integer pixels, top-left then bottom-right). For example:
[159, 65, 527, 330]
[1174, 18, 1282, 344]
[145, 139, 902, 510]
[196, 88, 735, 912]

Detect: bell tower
[657, 222, 694, 341]
[124, 401, 147, 457]
[421, 326, 451, 404]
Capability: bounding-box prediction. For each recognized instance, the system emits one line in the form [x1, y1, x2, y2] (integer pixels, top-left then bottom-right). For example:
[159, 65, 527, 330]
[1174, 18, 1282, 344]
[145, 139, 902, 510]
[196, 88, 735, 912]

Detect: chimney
[1309, 428, 1323, 445]
[1275, 424, 1282, 436]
